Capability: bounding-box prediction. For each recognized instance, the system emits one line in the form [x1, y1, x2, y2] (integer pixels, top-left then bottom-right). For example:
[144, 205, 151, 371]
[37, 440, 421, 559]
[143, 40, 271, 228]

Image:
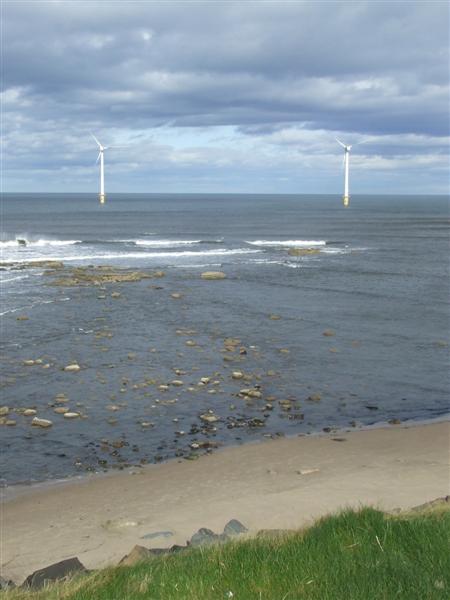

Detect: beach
[2, 420, 448, 584]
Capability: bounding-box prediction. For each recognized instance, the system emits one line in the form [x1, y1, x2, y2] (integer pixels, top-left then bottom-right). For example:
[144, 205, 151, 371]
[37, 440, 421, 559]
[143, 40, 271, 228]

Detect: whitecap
[245, 240, 327, 247]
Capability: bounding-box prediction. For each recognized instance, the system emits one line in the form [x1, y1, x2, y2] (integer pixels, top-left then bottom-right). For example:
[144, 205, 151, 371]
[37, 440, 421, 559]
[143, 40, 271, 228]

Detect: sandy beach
[1, 420, 449, 584]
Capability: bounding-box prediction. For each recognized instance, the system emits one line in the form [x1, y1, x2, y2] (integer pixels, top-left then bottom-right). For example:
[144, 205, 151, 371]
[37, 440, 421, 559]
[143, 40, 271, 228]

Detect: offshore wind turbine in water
[336, 138, 352, 207]
[91, 134, 124, 204]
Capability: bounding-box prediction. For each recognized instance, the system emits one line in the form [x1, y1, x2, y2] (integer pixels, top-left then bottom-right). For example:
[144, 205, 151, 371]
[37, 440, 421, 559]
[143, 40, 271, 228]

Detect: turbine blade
[91, 133, 101, 147]
[335, 138, 346, 148]
[95, 152, 101, 164]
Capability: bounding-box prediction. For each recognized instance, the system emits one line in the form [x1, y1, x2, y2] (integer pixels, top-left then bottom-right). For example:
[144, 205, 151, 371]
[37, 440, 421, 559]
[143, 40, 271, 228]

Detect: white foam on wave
[0, 296, 70, 317]
[0, 238, 80, 248]
[0, 274, 30, 284]
[7, 248, 262, 264]
[246, 240, 327, 247]
[135, 239, 202, 247]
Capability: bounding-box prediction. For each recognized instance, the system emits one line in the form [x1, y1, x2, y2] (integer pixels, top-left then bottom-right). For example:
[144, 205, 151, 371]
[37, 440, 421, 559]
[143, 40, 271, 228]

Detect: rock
[22, 557, 86, 589]
[200, 377, 210, 384]
[23, 409, 37, 416]
[200, 271, 226, 280]
[200, 412, 220, 423]
[31, 417, 53, 428]
[6, 420, 17, 426]
[0, 406, 9, 416]
[64, 363, 81, 372]
[111, 292, 121, 298]
[118, 545, 159, 566]
[388, 418, 401, 425]
[23, 360, 36, 366]
[0, 576, 15, 591]
[296, 468, 320, 476]
[410, 496, 450, 512]
[54, 407, 69, 414]
[190, 528, 225, 547]
[288, 248, 321, 256]
[171, 293, 182, 299]
[171, 380, 184, 386]
[223, 519, 248, 536]
[247, 390, 262, 399]
[63, 412, 80, 419]
[154, 271, 165, 278]
[307, 393, 321, 402]
[269, 314, 281, 320]
[232, 371, 244, 380]
[158, 384, 169, 391]
[185, 340, 196, 347]
[322, 329, 335, 337]
[16, 315, 29, 321]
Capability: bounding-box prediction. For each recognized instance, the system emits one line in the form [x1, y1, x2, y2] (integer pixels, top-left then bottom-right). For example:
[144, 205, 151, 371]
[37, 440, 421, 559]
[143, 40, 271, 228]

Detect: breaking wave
[245, 240, 327, 247]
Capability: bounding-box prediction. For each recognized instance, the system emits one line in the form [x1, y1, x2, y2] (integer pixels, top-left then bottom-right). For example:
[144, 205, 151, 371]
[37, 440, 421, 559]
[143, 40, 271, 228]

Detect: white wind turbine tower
[91, 134, 125, 204]
[336, 138, 352, 207]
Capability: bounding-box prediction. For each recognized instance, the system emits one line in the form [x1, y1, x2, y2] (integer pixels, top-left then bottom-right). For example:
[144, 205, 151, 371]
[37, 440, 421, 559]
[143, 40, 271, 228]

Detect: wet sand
[1, 421, 449, 584]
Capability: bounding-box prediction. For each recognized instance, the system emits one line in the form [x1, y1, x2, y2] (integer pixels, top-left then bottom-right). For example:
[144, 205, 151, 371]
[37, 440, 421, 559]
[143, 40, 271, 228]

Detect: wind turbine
[336, 138, 352, 207]
[91, 134, 125, 204]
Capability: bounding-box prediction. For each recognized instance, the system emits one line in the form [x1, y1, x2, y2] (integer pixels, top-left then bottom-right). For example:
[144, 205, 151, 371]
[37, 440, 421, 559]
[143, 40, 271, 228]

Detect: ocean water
[1, 193, 449, 484]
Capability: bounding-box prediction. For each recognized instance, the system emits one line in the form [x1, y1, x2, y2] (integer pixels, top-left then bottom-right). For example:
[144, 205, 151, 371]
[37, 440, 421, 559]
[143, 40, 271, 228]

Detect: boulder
[118, 545, 161, 567]
[223, 519, 248, 536]
[64, 363, 81, 372]
[200, 271, 226, 280]
[190, 528, 226, 547]
[22, 557, 86, 589]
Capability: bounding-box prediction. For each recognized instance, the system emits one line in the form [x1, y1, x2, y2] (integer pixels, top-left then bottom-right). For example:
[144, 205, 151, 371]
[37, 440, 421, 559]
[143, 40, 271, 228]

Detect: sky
[2, 0, 449, 195]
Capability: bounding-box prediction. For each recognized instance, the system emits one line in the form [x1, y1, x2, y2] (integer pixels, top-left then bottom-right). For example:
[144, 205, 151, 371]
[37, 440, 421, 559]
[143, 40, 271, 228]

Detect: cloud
[3, 1, 449, 193]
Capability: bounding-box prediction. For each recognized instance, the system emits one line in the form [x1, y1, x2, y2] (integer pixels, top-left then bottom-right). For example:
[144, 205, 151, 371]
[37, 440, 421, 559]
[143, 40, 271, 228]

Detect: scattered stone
[223, 519, 248, 536]
[269, 314, 281, 320]
[6, 420, 16, 426]
[200, 377, 211, 384]
[63, 412, 80, 419]
[140, 530, 174, 540]
[23, 409, 37, 416]
[297, 468, 320, 476]
[322, 329, 335, 337]
[0, 406, 9, 416]
[366, 405, 379, 411]
[199, 412, 220, 423]
[279, 348, 290, 354]
[232, 371, 244, 380]
[388, 418, 401, 425]
[331, 437, 347, 442]
[307, 393, 321, 402]
[185, 340, 196, 347]
[200, 271, 226, 280]
[23, 360, 36, 366]
[31, 417, 53, 428]
[111, 292, 121, 298]
[171, 293, 182, 299]
[410, 496, 449, 513]
[16, 315, 29, 321]
[154, 271, 165, 278]
[171, 380, 184, 386]
[22, 558, 86, 589]
[54, 407, 69, 414]
[64, 363, 81, 372]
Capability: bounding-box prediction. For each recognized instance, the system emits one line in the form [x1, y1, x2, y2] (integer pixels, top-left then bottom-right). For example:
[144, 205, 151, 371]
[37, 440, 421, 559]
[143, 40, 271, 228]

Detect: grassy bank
[3, 506, 449, 599]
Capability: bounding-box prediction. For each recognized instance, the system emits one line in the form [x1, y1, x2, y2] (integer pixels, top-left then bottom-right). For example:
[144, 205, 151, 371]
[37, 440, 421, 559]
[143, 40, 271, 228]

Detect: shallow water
[1, 193, 449, 484]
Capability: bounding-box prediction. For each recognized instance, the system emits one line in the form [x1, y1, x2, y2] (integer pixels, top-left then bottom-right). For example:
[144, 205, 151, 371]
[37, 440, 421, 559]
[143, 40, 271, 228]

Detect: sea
[1, 193, 449, 485]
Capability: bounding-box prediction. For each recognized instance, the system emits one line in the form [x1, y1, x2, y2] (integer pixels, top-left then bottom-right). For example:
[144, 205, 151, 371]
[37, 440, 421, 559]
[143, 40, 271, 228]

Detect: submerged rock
[64, 363, 81, 372]
[200, 271, 226, 280]
[288, 248, 321, 256]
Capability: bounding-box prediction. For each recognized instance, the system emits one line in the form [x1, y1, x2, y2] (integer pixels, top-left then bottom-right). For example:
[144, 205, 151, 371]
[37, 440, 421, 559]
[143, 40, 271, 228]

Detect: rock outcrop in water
[47, 266, 155, 286]
[288, 248, 321, 256]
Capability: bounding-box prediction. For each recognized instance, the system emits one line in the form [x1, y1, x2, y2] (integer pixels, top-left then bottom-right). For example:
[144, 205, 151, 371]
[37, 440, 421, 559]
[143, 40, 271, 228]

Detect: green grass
[3, 506, 449, 599]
